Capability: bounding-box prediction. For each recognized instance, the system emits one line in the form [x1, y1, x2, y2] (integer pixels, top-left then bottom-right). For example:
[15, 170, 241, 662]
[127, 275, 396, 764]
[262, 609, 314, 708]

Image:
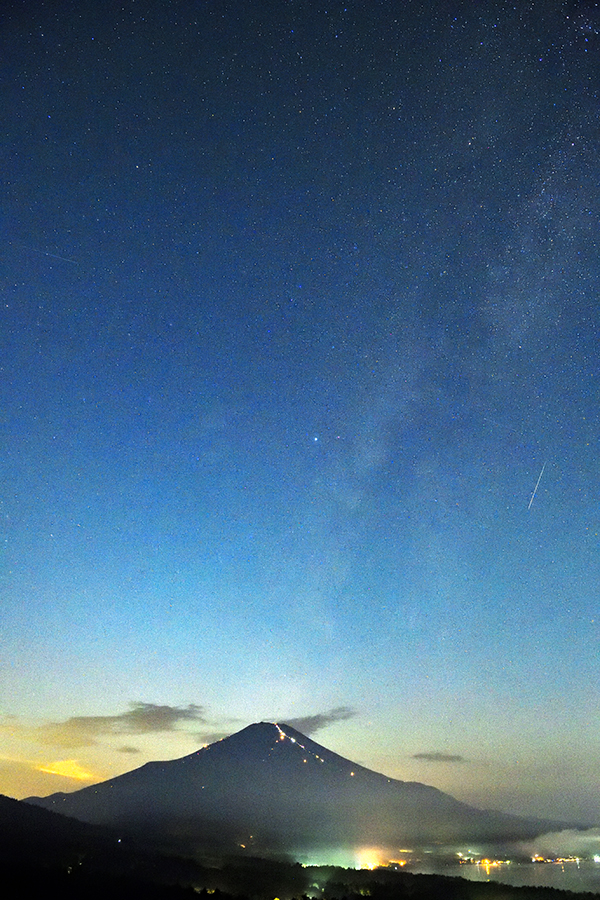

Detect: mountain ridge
[26, 721, 567, 858]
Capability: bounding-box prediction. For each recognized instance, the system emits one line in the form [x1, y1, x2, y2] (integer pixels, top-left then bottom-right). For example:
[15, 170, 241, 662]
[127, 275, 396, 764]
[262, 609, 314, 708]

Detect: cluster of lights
[531, 855, 582, 864]
[271, 724, 398, 790]
[273, 724, 332, 768]
[354, 848, 409, 870]
[456, 852, 600, 868]
[457, 853, 510, 869]
[273, 723, 361, 778]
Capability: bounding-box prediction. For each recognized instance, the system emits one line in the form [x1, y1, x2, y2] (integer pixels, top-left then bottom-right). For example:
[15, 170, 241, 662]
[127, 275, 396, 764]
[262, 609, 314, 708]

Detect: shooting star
[528, 462, 546, 510]
[14, 242, 77, 264]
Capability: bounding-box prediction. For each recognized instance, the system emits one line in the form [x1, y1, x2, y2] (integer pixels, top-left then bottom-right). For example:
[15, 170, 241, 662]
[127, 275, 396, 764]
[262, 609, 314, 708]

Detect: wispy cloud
[34, 703, 206, 748]
[518, 828, 600, 858]
[0, 753, 102, 791]
[195, 730, 232, 745]
[35, 760, 99, 781]
[412, 751, 465, 763]
[283, 706, 356, 735]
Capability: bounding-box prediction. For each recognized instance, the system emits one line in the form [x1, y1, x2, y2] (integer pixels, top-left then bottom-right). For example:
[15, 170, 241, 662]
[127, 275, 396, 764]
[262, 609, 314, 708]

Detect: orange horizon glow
[36, 759, 99, 781]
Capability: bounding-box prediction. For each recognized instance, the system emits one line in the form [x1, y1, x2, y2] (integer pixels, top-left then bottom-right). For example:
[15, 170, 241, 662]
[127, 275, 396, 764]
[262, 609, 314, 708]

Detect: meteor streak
[528, 462, 546, 510]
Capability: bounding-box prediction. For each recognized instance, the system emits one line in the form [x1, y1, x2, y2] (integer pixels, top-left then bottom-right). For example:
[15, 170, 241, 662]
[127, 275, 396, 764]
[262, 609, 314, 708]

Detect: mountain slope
[0, 792, 212, 896]
[26, 722, 560, 857]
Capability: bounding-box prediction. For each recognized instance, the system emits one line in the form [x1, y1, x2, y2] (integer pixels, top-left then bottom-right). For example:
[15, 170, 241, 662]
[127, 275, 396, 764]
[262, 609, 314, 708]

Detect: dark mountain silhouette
[26, 722, 563, 858]
[0, 790, 120, 867]
[0, 794, 591, 900]
[0, 792, 213, 898]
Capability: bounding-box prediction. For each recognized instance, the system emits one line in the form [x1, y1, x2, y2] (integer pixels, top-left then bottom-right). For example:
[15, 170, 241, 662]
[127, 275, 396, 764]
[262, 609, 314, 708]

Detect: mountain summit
[26, 722, 558, 858]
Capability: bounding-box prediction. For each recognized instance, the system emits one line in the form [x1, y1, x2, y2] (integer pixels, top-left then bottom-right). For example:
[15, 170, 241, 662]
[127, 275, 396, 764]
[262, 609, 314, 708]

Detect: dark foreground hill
[26, 722, 563, 858]
[0, 794, 596, 900]
[0, 792, 206, 897]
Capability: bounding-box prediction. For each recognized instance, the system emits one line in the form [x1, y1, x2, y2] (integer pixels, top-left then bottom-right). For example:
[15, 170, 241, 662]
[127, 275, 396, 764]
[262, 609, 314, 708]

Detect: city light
[355, 847, 384, 870]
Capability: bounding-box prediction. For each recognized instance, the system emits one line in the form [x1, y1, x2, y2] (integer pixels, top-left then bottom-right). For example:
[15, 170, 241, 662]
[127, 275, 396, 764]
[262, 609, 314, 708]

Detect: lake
[409, 860, 600, 894]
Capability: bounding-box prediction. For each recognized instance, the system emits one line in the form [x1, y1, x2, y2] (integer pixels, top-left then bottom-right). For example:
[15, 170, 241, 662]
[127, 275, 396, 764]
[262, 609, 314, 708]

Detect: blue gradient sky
[1, 0, 599, 824]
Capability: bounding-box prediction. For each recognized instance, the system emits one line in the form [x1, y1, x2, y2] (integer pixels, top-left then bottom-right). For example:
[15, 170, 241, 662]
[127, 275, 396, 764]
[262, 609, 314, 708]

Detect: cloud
[518, 828, 600, 858]
[0, 755, 103, 799]
[0, 753, 102, 797]
[35, 703, 206, 748]
[195, 730, 232, 745]
[412, 751, 465, 763]
[116, 745, 141, 754]
[283, 706, 356, 735]
[35, 760, 99, 781]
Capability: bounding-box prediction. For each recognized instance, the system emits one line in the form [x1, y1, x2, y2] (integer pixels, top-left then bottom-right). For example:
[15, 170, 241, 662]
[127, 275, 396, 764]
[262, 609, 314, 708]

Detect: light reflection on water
[409, 861, 600, 894]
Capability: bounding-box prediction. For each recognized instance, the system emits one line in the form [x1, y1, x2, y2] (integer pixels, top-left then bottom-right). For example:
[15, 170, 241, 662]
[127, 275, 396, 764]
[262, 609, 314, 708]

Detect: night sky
[1, 0, 599, 826]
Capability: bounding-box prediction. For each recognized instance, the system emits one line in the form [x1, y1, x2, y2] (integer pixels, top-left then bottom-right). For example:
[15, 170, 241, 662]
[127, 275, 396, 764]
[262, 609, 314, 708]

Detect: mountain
[0, 792, 210, 898]
[26, 722, 561, 859]
[0, 791, 119, 867]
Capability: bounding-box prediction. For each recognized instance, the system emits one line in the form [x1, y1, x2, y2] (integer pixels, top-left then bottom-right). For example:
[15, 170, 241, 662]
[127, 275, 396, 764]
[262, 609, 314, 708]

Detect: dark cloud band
[412, 751, 465, 763]
[284, 706, 356, 735]
[35, 703, 206, 748]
